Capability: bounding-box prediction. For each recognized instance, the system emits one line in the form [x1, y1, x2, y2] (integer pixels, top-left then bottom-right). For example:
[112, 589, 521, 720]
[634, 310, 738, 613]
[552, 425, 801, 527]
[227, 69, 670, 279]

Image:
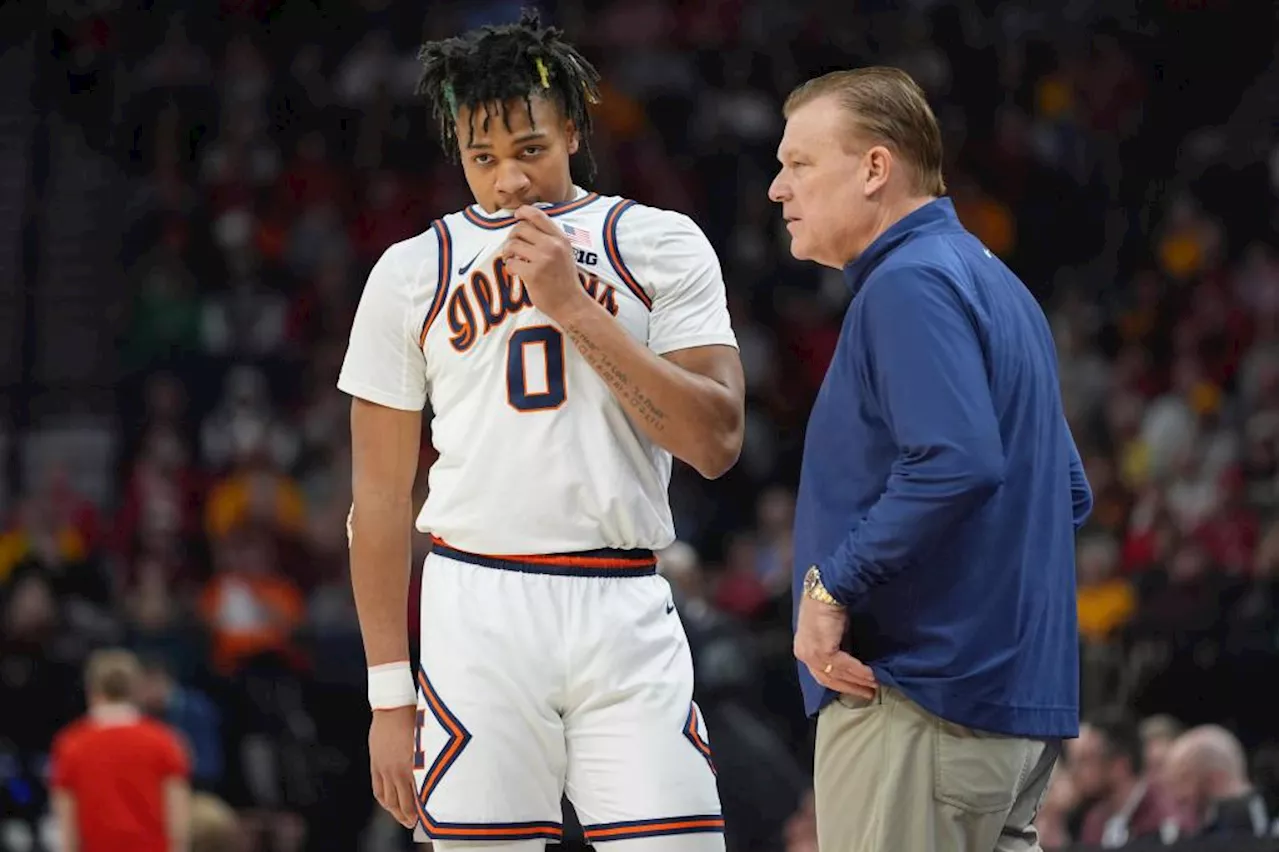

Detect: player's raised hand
[502, 205, 594, 323]
[369, 706, 419, 829]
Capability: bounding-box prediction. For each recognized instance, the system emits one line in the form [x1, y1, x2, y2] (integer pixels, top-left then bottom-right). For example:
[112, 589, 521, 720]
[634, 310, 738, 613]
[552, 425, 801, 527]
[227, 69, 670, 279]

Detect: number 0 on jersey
[507, 325, 567, 411]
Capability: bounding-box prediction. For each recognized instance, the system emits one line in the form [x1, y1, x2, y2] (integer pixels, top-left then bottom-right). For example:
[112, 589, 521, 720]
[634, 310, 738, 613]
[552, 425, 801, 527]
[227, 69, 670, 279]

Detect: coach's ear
[862, 145, 893, 197]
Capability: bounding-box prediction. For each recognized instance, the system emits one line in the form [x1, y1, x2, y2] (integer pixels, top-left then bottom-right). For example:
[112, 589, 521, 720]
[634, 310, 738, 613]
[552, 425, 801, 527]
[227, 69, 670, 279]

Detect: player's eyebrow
[466, 130, 550, 150]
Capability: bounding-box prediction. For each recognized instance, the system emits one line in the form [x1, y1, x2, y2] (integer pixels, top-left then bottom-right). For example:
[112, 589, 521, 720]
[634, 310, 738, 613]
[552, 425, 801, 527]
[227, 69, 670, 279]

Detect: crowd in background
[0, 0, 1275, 850]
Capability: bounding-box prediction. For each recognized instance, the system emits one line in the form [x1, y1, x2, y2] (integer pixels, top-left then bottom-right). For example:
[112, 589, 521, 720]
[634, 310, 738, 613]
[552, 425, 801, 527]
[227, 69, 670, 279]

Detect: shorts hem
[582, 815, 725, 842]
[417, 822, 564, 842]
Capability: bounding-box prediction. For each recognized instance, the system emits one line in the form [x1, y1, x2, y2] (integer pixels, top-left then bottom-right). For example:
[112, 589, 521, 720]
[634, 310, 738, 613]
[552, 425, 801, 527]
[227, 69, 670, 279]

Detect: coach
[769, 67, 1093, 852]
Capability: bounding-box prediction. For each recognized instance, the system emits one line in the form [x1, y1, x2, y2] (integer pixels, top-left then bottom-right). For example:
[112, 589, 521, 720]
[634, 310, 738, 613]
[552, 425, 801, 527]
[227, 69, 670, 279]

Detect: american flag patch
[562, 223, 593, 248]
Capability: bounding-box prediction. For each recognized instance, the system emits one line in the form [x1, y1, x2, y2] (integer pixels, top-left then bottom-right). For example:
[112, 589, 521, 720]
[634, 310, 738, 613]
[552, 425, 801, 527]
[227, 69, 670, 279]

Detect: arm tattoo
[565, 324, 668, 433]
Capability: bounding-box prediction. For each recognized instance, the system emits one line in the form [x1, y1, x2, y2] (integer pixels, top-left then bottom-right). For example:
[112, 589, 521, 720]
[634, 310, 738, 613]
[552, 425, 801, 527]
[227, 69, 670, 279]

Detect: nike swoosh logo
[665, 602, 675, 614]
[457, 250, 482, 276]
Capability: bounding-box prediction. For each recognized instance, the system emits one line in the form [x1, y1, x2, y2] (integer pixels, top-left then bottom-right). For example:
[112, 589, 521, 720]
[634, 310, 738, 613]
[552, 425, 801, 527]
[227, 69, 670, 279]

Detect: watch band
[806, 566, 840, 606]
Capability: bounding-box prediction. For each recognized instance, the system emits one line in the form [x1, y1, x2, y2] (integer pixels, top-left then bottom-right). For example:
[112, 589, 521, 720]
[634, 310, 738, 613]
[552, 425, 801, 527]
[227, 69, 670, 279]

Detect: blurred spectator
[113, 423, 204, 563]
[285, 204, 351, 285]
[138, 656, 225, 792]
[219, 34, 272, 113]
[332, 31, 416, 108]
[133, 16, 213, 93]
[203, 452, 307, 544]
[1076, 534, 1135, 645]
[197, 527, 306, 678]
[951, 174, 1016, 257]
[200, 267, 291, 365]
[1165, 725, 1272, 840]
[0, 571, 83, 773]
[120, 236, 203, 374]
[274, 130, 347, 217]
[751, 486, 795, 597]
[123, 556, 209, 685]
[0, 473, 108, 606]
[714, 531, 773, 621]
[1123, 543, 1238, 730]
[1194, 469, 1261, 575]
[1076, 534, 1136, 714]
[1066, 710, 1181, 847]
[200, 367, 300, 476]
[48, 649, 192, 852]
[1140, 714, 1185, 782]
[347, 170, 426, 260]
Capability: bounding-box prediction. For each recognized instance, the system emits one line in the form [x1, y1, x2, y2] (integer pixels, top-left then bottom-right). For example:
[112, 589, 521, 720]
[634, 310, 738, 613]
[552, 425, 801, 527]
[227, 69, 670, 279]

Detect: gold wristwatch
[803, 565, 841, 606]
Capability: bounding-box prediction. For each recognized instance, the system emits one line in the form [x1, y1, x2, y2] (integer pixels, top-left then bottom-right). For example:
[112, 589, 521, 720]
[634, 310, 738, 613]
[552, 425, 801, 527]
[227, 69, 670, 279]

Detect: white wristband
[368, 662, 416, 710]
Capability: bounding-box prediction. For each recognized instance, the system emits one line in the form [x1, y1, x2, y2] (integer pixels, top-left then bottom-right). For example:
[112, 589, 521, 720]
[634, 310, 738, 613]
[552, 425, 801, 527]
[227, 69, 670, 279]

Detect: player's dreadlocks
[416, 9, 603, 179]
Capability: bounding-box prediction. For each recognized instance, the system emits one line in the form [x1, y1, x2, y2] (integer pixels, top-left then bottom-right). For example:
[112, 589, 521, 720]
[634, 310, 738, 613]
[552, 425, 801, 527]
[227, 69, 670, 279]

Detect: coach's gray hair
[783, 67, 947, 197]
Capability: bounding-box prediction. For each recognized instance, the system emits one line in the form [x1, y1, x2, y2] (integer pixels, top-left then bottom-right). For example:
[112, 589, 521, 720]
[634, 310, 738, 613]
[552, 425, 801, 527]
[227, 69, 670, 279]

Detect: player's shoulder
[600, 198, 718, 281]
[600, 195, 709, 244]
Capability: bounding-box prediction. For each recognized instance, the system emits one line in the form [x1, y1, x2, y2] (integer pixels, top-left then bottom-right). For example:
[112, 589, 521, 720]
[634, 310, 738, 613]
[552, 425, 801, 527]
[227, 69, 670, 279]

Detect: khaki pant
[814, 686, 1061, 852]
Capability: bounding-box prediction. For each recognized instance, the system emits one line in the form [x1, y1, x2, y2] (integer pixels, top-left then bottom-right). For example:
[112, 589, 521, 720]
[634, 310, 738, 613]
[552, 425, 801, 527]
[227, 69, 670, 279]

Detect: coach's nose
[495, 161, 532, 206]
[768, 171, 790, 203]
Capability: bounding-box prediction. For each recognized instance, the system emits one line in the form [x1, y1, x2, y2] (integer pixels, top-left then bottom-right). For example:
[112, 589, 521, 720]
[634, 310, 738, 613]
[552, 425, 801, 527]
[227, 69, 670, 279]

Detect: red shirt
[49, 708, 190, 852]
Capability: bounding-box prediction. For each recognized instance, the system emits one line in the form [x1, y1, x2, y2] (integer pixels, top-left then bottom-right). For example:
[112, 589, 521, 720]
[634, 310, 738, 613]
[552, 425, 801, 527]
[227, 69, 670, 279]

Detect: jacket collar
[842, 196, 960, 297]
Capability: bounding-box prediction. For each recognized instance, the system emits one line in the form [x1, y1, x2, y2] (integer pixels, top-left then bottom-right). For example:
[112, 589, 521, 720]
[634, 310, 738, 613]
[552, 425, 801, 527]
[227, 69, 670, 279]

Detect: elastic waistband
[429, 536, 657, 578]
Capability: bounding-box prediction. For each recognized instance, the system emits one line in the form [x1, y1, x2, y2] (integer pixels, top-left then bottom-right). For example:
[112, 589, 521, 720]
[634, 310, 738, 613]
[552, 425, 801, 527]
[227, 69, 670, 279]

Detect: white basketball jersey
[337, 187, 738, 555]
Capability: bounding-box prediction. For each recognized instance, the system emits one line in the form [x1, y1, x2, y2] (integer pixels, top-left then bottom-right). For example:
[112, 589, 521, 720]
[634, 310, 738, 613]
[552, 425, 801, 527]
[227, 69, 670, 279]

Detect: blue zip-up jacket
[791, 198, 1092, 738]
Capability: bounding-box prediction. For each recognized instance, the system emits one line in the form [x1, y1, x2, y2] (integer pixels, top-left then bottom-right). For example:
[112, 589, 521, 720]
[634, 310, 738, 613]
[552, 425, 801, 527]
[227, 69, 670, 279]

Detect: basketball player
[337, 11, 744, 852]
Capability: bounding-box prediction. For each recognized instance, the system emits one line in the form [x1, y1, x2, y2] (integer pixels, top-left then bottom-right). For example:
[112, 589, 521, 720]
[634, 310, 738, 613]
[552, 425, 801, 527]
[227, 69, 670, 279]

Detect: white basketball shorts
[411, 538, 724, 845]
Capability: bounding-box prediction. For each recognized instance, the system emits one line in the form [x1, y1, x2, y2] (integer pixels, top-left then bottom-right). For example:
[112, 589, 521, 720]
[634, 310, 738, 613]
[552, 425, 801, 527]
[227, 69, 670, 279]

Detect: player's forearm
[559, 299, 742, 478]
[349, 499, 415, 666]
[349, 400, 421, 668]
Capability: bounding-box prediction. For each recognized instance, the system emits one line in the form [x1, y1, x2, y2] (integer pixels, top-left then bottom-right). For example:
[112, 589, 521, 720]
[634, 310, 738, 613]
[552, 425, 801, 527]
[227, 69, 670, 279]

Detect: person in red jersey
[49, 648, 193, 852]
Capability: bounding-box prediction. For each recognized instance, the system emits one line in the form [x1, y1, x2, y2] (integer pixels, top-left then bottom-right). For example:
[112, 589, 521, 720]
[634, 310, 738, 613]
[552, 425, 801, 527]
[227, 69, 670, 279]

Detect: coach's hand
[370, 706, 418, 829]
[502, 205, 594, 323]
[794, 596, 878, 700]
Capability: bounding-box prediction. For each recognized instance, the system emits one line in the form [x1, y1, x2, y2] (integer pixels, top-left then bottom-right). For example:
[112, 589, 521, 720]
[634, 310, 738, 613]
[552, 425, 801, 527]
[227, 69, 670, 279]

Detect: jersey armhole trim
[602, 199, 652, 310]
[419, 219, 453, 347]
